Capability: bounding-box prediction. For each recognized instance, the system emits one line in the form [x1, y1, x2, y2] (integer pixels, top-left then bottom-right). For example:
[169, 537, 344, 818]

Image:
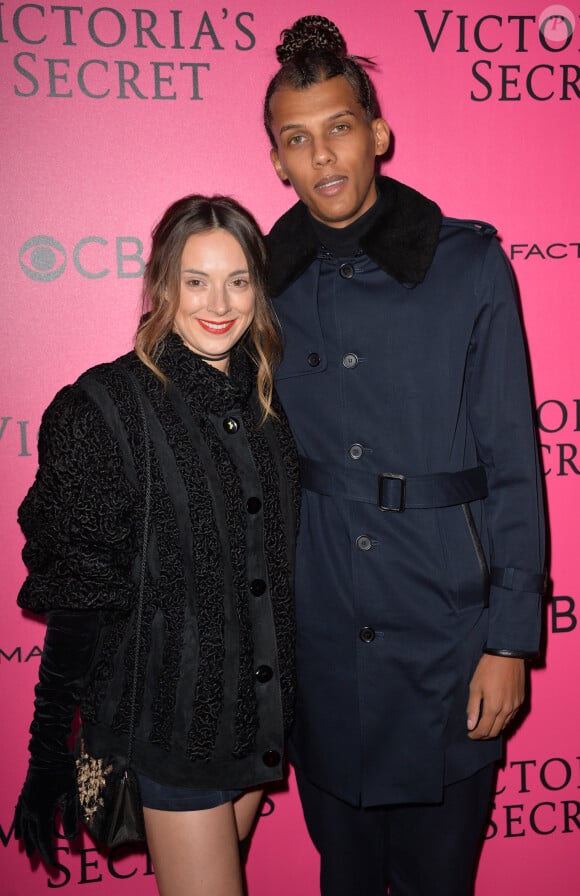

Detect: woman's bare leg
[234, 788, 264, 840]
[144, 801, 243, 896]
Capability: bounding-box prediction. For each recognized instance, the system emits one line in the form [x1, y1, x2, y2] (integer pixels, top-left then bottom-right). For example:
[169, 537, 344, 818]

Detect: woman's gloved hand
[13, 610, 99, 867]
[14, 758, 79, 865]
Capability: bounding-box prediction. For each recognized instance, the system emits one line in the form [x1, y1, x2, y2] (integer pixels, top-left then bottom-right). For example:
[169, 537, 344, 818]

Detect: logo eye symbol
[19, 236, 67, 282]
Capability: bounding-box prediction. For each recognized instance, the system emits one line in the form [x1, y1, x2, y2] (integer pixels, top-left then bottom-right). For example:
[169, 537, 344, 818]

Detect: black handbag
[106, 768, 145, 849]
[75, 370, 151, 849]
[75, 747, 146, 848]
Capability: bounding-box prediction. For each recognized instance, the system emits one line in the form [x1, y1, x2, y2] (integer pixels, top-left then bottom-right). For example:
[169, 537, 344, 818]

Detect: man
[263, 15, 545, 896]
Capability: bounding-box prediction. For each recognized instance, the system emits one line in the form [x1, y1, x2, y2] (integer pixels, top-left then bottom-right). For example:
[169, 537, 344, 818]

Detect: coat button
[349, 443, 364, 460]
[223, 417, 239, 434]
[262, 750, 281, 767]
[250, 579, 267, 596]
[246, 497, 262, 514]
[255, 665, 273, 683]
[307, 352, 321, 367]
[356, 535, 372, 551]
[359, 626, 376, 643]
[339, 263, 355, 279]
[342, 353, 359, 368]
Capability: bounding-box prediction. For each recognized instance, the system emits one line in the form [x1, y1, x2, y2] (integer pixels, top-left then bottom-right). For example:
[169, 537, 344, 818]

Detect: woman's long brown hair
[135, 194, 281, 423]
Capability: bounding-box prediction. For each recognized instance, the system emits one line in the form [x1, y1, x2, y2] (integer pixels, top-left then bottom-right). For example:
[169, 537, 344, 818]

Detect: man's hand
[466, 654, 525, 739]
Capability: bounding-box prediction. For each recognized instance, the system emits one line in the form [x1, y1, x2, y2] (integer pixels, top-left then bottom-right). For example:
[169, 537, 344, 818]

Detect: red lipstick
[197, 319, 236, 334]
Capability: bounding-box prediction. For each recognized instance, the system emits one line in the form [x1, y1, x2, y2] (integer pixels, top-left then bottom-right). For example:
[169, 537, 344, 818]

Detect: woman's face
[172, 228, 256, 372]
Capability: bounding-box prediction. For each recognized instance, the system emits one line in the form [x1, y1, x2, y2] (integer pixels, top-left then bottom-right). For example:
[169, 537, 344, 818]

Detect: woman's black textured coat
[17, 335, 300, 789]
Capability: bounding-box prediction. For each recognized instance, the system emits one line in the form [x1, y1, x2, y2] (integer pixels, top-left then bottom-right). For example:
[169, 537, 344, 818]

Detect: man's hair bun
[276, 15, 346, 64]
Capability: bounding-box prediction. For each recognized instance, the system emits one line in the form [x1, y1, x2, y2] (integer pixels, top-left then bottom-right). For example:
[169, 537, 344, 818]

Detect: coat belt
[299, 456, 488, 512]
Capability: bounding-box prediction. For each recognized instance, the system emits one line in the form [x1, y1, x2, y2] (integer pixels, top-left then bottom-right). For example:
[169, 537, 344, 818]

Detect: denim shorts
[137, 771, 242, 811]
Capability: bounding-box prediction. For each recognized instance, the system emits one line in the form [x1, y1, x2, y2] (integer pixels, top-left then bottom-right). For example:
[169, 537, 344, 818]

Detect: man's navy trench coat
[268, 177, 545, 808]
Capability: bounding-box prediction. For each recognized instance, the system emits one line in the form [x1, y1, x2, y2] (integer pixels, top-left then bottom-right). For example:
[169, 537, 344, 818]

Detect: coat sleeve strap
[490, 566, 547, 594]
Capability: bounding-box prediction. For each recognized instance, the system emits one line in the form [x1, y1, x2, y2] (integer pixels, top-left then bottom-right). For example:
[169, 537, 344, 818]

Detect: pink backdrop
[2, 1, 579, 893]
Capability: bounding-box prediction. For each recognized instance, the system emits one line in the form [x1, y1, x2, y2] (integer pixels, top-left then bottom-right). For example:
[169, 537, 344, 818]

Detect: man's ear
[372, 119, 391, 158]
[270, 147, 289, 183]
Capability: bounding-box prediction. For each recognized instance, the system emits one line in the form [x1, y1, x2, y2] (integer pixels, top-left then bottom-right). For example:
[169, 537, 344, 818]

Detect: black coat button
[342, 353, 359, 368]
[339, 263, 355, 279]
[356, 535, 372, 551]
[246, 497, 262, 514]
[223, 417, 239, 434]
[255, 665, 273, 683]
[349, 443, 364, 460]
[359, 626, 376, 643]
[307, 352, 321, 367]
[250, 579, 266, 596]
[262, 750, 281, 767]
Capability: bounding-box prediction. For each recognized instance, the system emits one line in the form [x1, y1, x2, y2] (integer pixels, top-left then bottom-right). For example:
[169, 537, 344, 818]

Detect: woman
[14, 194, 300, 896]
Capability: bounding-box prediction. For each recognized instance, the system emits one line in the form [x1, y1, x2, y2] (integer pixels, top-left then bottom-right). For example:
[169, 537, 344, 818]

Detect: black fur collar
[141, 333, 254, 416]
[267, 176, 442, 297]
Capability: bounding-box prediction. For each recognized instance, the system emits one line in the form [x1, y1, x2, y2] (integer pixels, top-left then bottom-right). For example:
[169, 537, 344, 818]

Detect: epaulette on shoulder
[441, 217, 497, 237]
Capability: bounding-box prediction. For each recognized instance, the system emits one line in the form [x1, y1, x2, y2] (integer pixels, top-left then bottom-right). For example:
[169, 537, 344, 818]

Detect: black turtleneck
[310, 187, 384, 257]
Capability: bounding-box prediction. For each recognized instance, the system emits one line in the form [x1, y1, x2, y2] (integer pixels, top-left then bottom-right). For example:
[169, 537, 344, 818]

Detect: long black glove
[14, 609, 100, 866]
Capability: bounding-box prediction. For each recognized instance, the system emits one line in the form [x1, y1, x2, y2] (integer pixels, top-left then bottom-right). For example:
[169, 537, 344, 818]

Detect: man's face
[269, 75, 389, 229]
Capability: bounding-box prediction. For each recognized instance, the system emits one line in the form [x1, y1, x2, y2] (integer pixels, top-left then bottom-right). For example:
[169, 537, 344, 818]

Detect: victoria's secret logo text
[1, 4, 256, 101]
[415, 7, 580, 101]
[538, 398, 580, 477]
[488, 755, 580, 839]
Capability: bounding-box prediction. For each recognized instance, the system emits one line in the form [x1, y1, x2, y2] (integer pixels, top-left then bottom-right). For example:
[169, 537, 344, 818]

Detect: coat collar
[267, 176, 442, 297]
[139, 333, 255, 416]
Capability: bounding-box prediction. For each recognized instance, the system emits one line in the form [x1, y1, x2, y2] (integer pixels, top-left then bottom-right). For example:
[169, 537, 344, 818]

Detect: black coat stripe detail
[242, 401, 297, 732]
[197, 414, 252, 758]
[163, 384, 236, 760]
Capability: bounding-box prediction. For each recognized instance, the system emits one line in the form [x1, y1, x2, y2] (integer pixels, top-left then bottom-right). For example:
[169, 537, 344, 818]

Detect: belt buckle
[378, 472, 406, 512]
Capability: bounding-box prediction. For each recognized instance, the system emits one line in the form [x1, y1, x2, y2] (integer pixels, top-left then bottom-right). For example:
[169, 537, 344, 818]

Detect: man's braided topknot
[264, 15, 380, 148]
[276, 15, 346, 63]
